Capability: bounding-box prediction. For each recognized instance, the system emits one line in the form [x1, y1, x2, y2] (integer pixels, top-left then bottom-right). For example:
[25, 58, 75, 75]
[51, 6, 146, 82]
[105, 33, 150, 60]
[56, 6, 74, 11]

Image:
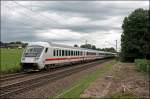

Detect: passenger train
[21, 42, 116, 71]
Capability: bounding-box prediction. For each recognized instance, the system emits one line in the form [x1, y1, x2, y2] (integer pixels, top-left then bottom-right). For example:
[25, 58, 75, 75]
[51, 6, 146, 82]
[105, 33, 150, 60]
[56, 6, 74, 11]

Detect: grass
[105, 91, 139, 99]
[55, 60, 116, 98]
[135, 59, 150, 74]
[0, 48, 23, 73]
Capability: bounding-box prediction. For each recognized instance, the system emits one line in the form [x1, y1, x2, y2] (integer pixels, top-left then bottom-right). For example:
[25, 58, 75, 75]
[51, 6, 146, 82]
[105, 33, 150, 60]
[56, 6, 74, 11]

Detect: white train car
[21, 42, 115, 71]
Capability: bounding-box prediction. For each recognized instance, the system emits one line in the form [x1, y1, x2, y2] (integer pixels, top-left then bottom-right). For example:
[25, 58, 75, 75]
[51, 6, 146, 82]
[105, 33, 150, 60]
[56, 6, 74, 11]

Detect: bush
[135, 59, 150, 74]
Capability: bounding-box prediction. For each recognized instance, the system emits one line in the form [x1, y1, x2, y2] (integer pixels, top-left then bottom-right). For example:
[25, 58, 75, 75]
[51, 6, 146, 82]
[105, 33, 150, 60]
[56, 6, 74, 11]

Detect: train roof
[28, 41, 116, 54]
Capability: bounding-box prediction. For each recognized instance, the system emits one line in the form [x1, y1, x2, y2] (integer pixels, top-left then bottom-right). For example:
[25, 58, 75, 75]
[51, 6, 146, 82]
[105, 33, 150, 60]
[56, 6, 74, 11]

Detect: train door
[39, 47, 49, 69]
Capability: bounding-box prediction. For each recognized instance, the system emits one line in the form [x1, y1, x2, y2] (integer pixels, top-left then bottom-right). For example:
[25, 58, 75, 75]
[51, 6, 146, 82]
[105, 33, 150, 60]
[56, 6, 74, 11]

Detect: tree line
[0, 41, 28, 48]
[0, 41, 116, 52]
[74, 44, 116, 53]
[121, 8, 150, 62]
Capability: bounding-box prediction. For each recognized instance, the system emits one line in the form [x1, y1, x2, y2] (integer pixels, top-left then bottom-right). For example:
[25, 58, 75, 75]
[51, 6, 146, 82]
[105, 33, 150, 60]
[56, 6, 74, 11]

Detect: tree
[121, 8, 150, 62]
[80, 44, 97, 50]
[74, 44, 78, 47]
[15, 41, 22, 44]
[91, 45, 96, 50]
[97, 47, 116, 53]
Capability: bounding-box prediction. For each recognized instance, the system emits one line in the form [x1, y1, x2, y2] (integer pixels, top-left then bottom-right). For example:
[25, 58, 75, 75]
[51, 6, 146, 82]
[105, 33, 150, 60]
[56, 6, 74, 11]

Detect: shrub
[135, 59, 150, 74]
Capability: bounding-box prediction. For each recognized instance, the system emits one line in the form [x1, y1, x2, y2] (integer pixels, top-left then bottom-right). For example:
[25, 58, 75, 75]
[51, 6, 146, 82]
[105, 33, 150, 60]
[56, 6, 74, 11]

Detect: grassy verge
[0, 48, 23, 73]
[55, 60, 117, 98]
[134, 59, 150, 74]
[105, 91, 139, 99]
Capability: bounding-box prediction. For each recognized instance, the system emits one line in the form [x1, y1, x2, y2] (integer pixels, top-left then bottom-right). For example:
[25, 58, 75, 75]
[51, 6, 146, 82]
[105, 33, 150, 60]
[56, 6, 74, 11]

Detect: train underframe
[21, 56, 114, 72]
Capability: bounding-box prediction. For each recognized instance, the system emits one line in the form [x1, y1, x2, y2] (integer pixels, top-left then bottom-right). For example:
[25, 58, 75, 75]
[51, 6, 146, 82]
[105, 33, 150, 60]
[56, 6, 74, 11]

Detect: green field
[0, 48, 23, 73]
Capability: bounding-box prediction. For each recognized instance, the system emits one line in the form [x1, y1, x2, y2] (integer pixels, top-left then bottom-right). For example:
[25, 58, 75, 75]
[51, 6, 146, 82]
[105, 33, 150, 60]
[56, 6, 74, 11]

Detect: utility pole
[85, 40, 88, 45]
[115, 40, 117, 52]
[105, 40, 118, 52]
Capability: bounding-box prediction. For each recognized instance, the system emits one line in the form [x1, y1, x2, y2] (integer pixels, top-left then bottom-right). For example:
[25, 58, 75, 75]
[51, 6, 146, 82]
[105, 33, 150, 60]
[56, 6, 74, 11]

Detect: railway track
[0, 64, 79, 83]
[0, 72, 29, 82]
[0, 59, 110, 98]
[0, 60, 90, 83]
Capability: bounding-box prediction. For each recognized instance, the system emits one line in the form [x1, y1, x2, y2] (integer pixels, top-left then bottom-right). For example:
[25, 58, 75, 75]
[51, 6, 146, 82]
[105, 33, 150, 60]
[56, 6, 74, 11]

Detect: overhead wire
[12, 0, 66, 28]
[3, 0, 68, 31]
[3, 4, 51, 30]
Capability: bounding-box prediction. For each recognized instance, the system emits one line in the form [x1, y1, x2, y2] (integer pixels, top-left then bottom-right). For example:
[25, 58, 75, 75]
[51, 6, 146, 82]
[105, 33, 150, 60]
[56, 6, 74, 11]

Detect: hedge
[134, 59, 150, 74]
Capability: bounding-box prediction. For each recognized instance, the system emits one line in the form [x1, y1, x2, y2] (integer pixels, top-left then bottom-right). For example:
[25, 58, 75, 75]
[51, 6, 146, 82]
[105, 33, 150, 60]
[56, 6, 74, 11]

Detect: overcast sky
[1, 1, 149, 51]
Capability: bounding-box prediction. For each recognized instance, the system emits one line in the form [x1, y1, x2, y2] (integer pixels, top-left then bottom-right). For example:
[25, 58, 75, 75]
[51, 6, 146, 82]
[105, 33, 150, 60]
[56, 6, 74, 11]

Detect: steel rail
[0, 59, 111, 98]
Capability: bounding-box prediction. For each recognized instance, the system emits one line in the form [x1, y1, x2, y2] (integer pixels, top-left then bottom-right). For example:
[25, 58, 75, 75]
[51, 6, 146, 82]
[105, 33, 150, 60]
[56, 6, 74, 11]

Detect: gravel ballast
[11, 60, 114, 98]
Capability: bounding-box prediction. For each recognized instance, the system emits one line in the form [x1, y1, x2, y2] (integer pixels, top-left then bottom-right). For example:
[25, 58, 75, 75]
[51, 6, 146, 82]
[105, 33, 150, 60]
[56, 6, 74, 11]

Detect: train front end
[21, 42, 48, 71]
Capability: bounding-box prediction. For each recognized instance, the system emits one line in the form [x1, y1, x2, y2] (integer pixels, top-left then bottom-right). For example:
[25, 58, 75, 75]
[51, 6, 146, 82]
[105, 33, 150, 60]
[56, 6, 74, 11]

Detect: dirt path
[80, 62, 149, 98]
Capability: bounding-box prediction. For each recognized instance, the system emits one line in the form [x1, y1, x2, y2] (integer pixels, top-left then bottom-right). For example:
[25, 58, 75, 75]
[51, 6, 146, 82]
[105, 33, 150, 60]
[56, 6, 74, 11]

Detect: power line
[2, 4, 66, 37]
[105, 40, 118, 52]
[12, 0, 66, 28]
[105, 41, 115, 46]
[12, 1, 58, 27]
[3, 3, 67, 31]
[3, 4, 52, 30]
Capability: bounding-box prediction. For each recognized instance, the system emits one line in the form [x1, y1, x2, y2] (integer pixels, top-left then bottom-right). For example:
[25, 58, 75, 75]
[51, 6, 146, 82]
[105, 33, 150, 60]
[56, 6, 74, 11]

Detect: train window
[66, 50, 68, 56]
[72, 51, 74, 56]
[53, 49, 56, 56]
[62, 50, 64, 56]
[65, 50, 67, 56]
[67, 50, 69, 56]
[59, 50, 61, 56]
[64, 50, 66, 56]
[64, 50, 65, 56]
[68, 50, 70, 56]
[57, 50, 59, 56]
[71, 51, 73, 56]
[66, 50, 67, 56]
[45, 48, 48, 53]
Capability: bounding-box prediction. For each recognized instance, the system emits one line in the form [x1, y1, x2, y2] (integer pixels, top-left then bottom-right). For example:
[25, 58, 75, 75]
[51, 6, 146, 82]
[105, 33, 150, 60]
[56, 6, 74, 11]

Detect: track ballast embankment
[0, 59, 110, 98]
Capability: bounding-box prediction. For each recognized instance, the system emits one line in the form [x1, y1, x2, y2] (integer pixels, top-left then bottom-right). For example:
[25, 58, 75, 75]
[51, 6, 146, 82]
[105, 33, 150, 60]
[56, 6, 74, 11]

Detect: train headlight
[34, 57, 39, 61]
[22, 57, 25, 60]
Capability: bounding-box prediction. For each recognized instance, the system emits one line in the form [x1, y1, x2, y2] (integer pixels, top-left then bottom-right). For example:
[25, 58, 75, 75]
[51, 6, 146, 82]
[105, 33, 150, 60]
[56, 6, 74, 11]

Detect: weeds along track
[0, 59, 110, 98]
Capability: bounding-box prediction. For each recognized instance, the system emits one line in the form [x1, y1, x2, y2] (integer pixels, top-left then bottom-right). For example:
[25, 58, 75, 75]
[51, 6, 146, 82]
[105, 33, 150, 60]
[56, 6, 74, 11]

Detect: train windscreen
[24, 46, 44, 57]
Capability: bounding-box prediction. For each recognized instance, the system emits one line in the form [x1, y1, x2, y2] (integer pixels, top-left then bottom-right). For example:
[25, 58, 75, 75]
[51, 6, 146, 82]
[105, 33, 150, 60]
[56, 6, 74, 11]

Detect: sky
[1, 1, 149, 51]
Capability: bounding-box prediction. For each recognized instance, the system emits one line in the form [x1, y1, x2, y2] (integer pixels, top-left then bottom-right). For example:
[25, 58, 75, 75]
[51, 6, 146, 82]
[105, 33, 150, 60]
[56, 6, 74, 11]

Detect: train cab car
[21, 42, 49, 71]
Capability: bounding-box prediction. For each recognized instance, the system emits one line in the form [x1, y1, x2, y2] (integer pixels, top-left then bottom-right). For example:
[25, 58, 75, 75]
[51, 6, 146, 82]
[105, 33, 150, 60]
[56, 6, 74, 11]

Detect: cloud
[1, 1, 149, 50]
[35, 29, 83, 40]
